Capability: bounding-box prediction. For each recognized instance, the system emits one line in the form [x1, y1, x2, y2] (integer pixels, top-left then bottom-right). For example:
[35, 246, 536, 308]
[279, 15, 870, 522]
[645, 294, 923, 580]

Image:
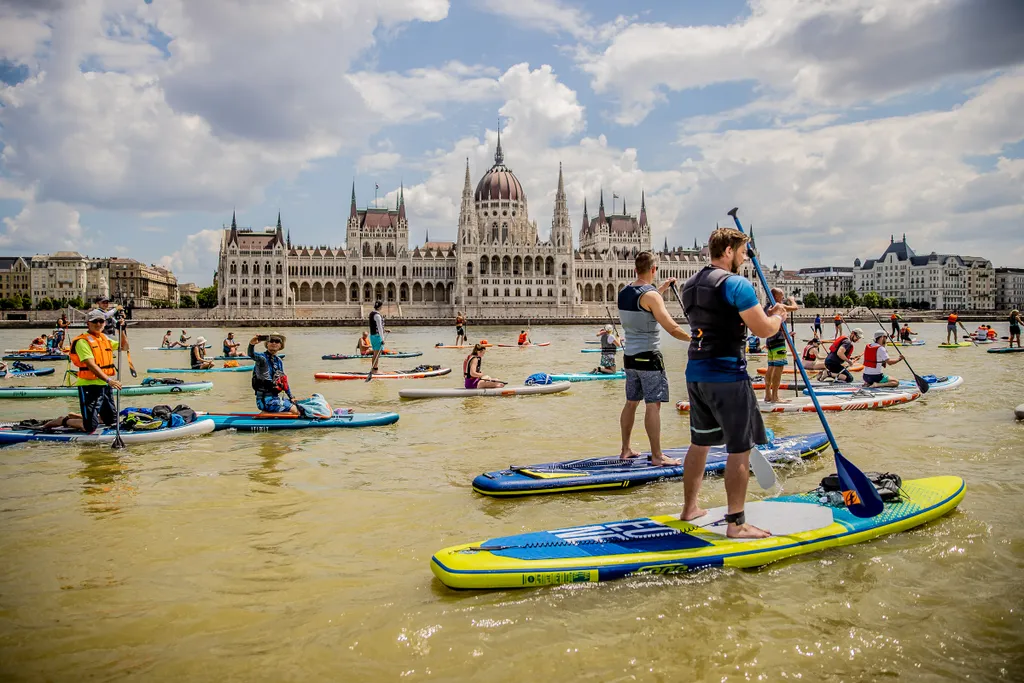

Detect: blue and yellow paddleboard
[432, 476, 965, 590]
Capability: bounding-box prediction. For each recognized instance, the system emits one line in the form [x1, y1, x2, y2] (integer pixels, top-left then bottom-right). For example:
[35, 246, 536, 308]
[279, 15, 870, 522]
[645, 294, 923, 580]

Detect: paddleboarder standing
[679, 227, 790, 539]
[617, 251, 691, 466]
[367, 301, 390, 378]
[454, 312, 467, 347]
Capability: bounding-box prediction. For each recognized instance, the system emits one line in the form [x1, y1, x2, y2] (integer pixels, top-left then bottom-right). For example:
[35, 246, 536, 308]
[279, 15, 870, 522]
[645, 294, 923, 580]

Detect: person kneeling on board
[680, 227, 790, 539]
[592, 324, 621, 374]
[190, 337, 214, 370]
[517, 328, 531, 346]
[899, 324, 914, 343]
[42, 309, 128, 432]
[464, 344, 505, 389]
[820, 329, 862, 383]
[248, 333, 299, 415]
[862, 331, 905, 388]
[357, 331, 372, 356]
[618, 250, 692, 466]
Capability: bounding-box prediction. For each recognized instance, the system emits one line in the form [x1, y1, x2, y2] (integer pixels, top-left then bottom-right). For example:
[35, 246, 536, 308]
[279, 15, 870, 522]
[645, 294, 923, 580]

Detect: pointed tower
[578, 197, 590, 246]
[398, 184, 406, 222]
[495, 125, 504, 165]
[228, 210, 238, 246]
[639, 191, 648, 228]
[349, 182, 357, 220]
[346, 181, 361, 251]
[457, 158, 478, 246]
[598, 189, 606, 226]
[663, 236, 668, 253]
[275, 211, 284, 248]
[286, 229, 291, 250]
[551, 162, 571, 249]
[622, 198, 627, 215]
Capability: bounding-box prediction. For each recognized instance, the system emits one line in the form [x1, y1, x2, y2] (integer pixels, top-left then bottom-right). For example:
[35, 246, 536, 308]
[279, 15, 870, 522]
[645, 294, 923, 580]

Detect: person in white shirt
[862, 330, 905, 388]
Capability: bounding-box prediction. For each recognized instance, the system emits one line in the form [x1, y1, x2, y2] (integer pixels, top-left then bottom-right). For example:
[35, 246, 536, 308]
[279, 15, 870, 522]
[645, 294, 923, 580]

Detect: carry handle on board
[727, 207, 882, 518]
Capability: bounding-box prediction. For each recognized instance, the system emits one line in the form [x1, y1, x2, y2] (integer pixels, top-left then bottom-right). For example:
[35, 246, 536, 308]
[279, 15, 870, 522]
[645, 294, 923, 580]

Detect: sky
[0, 0, 1022, 286]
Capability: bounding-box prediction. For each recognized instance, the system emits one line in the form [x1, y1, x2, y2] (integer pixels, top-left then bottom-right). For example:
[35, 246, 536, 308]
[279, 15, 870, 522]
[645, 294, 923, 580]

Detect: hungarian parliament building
[216, 137, 759, 318]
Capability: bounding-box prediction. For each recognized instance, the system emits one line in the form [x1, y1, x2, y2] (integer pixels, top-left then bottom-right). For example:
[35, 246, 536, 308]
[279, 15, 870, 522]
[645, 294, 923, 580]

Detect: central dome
[474, 133, 525, 203]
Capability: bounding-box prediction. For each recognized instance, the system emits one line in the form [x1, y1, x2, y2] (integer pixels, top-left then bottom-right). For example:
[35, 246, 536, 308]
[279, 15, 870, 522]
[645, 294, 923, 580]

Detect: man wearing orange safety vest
[65, 309, 128, 432]
[945, 311, 959, 344]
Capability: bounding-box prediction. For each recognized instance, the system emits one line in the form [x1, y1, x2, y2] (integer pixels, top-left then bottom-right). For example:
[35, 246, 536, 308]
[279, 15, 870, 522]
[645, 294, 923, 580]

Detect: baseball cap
[86, 309, 106, 322]
[873, 330, 887, 340]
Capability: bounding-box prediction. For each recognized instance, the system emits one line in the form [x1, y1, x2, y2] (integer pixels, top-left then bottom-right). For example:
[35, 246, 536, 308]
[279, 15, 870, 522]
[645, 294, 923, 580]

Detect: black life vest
[681, 266, 746, 361]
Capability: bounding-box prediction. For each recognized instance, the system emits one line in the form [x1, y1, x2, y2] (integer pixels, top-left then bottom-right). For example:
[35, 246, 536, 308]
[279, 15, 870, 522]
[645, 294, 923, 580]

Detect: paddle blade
[749, 447, 777, 490]
[835, 451, 883, 517]
[111, 436, 126, 450]
[914, 373, 930, 394]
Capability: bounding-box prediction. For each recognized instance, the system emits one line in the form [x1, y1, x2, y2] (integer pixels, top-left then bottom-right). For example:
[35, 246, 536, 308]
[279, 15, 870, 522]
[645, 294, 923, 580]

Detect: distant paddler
[862, 330, 905, 388]
[762, 286, 800, 403]
[617, 250, 691, 466]
[463, 343, 504, 389]
[680, 227, 790, 538]
[222, 332, 242, 357]
[454, 311, 467, 347]
[591, 324, 621, 374]
[190, 337, 214, 370]
[517, 327, 532, 346]
[899, 324, 914, 342]
[27, 334, 47, 352]
[820, 328, 863, 383]
[248, 332, 298, 415]
[945, 310, 959, 344]
[800, 338, 826, 371]
[367, 301, 391, 378]
[160, 330, 177, 348]
[93, 296, 122, 337]
[833, 311, 844, 338]
[42, 309, 127, 432]
[357, 331, 372, 356]
[813, 312, 822, 337]
[1009, 309, 1022, 348]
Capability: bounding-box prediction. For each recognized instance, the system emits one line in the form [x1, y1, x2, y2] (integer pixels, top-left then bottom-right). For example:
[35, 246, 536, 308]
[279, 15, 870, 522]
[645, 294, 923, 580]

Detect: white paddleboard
[694, 501, 835, 539]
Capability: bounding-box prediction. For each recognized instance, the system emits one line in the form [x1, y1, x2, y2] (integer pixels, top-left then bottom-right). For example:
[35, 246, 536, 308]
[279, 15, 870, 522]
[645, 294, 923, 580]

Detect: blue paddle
[727, 208, 883, 517]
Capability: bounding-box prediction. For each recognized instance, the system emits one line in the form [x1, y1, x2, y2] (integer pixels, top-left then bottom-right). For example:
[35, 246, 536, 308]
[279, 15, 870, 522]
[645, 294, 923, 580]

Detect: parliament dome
[474, 133, 525, 203]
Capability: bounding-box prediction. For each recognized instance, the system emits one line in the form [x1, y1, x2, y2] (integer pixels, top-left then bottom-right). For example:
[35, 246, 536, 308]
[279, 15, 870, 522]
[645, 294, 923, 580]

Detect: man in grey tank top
[617, 251, 692, 466]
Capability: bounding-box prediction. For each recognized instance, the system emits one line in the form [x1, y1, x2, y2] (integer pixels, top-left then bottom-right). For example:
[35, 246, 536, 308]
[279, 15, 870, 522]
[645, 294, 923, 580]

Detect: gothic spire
[462, 158, 472, 196]
[598, 188, 606, 223]
[228, 210, 238, 245]
[639, 190, 648, 227]
[664, 236, 668, 253]
[287, 229, 291, 249]
[556, 162, 565, 198]
[349, 181, 357, 220]
[231, 210, 237, 230]
[580, 197, 589, 234]
[494, 124, 504, 166]
[398, 183, 406, 221]
[276, 211, 282, 230]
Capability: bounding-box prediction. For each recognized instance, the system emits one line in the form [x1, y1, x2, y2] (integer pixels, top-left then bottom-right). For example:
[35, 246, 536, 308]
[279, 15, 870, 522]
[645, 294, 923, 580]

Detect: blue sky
[1, 0, 1022, 285]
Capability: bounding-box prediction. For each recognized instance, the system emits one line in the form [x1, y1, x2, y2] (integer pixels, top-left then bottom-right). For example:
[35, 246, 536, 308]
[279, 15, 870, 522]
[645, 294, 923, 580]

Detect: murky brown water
[1, 323, 1022, 681]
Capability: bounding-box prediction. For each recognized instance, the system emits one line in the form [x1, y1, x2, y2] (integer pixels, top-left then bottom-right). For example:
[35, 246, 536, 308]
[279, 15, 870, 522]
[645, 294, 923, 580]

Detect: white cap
[604, 324, 613, 332]
[195, 336, 207, 345]
[851, 327, 864, 337]
[873, 330, 887, 340]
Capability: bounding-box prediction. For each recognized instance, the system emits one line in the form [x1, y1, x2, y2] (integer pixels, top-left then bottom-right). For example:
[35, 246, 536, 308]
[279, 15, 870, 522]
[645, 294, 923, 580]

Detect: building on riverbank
[0, 256, 31, 302]
[29, 252, 110, 306]
[852, 235, 994, 310]
[798, 266, 854, 302]
[216, 135, 760, 320]
[995, 267, 1024, 310]
[109, 258, 179, 308]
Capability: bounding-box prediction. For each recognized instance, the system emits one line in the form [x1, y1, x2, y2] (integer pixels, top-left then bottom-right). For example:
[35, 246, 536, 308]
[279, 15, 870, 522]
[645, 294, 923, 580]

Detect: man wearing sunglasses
[248, 333, 299, 415]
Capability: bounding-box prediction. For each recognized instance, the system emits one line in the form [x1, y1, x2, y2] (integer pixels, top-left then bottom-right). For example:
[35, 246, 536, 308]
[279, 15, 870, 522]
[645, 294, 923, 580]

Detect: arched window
[363, 283, 372, 301]
[400, 283, 409, 302]
[351, 265, 357, 277]
[350, 283, 359, 301]
[561, 262, 568, 277]
[241, 262, 249, 275]
[230, 263, 237, 274]
[401, 265, 407, 277]
[480, 257, 488, 275]
[467, 261, 474, 275]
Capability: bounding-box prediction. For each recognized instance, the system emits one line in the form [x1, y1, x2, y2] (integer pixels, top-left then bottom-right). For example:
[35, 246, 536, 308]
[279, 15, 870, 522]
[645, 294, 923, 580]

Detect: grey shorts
[686, 381, 767, 454]
[625, 368, 669, 403]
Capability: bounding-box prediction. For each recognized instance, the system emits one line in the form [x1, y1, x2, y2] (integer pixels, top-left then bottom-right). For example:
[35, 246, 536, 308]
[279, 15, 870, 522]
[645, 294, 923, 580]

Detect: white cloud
[0, 199, 85, 251]
[346, 62, 501, 124]
[472, 0, 590, 38]
[357, 152, 403, 173]
[158, 228, 222, 284]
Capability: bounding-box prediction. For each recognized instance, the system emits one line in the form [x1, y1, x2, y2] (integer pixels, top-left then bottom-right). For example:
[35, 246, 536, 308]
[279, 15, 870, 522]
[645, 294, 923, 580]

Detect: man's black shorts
[77, 384, 116, 433]
[686, 380, 766, 454]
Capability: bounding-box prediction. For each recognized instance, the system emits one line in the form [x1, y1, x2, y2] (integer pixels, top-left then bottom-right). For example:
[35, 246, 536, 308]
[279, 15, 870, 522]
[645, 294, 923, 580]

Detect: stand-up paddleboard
[938, 342, 973, 348]
[435, 343, 493, 349]
[547, 371, 626, 382]
[399, 381, 571, 399]
[677, 390, 921, 413]
[2, 353, 68, 361]
[495, 342, 551, 348]
[0, 367, 56, 378]
[143, 345, 211, 350]
[473, 433, 829, 496]
[431, 476, 966, 589]
[211, 355, 257, 361]
[198, 411, 399, 431]
[0, 381, 214, 399]
[0, 419, 214, 446]
[581, 348, 622, 353]
[757, 364, 863, 375]
[988, 346, 1024, 354]
[752, 375, 963, 393]
[321, 352, 422, 360]
[316, 367, 452, 381]
[891, 340, 926, 346]
[147, 365, 252, 373]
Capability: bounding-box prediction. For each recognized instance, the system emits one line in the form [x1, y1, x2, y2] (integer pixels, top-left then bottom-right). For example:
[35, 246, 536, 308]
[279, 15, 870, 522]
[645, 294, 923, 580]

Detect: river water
[0, 322, 1021, 681]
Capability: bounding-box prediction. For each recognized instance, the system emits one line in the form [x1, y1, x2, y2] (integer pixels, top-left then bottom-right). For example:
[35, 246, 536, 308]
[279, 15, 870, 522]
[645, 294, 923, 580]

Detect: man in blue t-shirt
[680, 227, 790, 540]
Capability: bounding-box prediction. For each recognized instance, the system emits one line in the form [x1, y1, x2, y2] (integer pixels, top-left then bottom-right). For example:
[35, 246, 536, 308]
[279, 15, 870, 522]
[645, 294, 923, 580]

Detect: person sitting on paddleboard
[179, 329, 191, 347]
[28, 335, 46, 351]
[862, 330, 904, 388]
[986, 325, 997, 340]
[222, 332, 241, 357]
[945, 311, 958, 344]
[1009, 310, 1022, 348]
[248, 333, 298, 415]
[801, 338, 826, 370]
[821, 328, 862, 383]
[190, 337, 214, 370]
[592, 324, 621, 374]
[455, 312, 467, 347]
[517, 329, 531, 346]
[464, 344, 504, 389]
[680, 228, 789, 539]
[900, 324, 914, 343]
[161, 330, 175, 348]
[357, 331, 372, 356]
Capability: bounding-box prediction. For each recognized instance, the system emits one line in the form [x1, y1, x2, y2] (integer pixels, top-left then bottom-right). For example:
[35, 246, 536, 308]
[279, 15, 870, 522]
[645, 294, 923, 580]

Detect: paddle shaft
[112, 328, 125, 450]
[957, 319, 979, 346]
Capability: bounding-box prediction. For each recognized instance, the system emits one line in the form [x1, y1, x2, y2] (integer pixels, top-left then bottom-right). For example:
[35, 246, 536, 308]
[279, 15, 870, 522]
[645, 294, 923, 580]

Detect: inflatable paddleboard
[0, 367, 56, 378]
[399, 381, 571, 399]
[547, 371, 626, 382]
[316, 367, 452, 380]
[581, 348, 621, 353]
[752, 375, 963, 393]
[0, 381, 214, 399]
[211, 356, 255, 361]
[677, 390, 921, 413]
[143, 345, 211, 350]
[891, 340, 925, 346]
[432, 476, 966, 589]
[199, 411, 399, 431]
[495, 342, 551, 348]
[147, 365, 252, 373]
[757, 364, 863, 375]
[473, 433, 830, 496]
[2, 353, 68, 361]
[435, 343, 493, 349]
[0, 419, 214, 446]
[321, 352, 423, 360]
[988, 346, 1024, 354]
[938, 342, 973, 348]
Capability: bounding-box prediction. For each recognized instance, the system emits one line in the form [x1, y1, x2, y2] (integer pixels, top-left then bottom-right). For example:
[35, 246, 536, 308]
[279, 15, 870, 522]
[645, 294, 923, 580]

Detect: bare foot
[649, 454, 682, 466]
[680, 507, 708, 522]
[619, 448, 641, 460]
[775, 398, 792, 404]
[727, 523, 771, 539]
